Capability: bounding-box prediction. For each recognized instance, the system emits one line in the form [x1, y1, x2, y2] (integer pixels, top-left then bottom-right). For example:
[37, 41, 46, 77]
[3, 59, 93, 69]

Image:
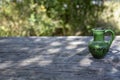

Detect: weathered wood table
[0, 36, 120, 80]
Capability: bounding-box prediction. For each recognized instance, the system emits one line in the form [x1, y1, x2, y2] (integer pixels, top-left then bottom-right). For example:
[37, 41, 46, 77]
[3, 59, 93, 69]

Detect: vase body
[88, 29, 115, 59]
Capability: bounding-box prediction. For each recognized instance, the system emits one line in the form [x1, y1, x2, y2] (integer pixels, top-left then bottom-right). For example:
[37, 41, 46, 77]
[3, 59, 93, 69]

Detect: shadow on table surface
[0, 37, 119, 80]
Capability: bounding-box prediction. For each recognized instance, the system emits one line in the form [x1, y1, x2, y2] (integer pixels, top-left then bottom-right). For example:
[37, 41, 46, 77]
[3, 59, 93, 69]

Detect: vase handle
[105, 29, 115, 45]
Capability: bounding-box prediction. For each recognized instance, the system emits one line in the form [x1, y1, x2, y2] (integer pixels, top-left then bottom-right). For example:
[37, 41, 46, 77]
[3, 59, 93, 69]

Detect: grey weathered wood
[0, 36, 120, 80]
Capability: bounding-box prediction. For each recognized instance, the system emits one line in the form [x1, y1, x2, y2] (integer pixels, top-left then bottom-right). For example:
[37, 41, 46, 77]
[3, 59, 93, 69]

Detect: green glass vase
[88, 29, 115, 59]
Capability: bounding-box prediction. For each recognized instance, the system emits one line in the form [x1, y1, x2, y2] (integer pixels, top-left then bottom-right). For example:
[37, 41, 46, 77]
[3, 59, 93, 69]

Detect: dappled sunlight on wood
[79, 56, 93, 67]
[0, 37, 119, 79]
[110, 67, 118, 74]
[19, 55, 53, 67]
[19, 55, 43, 67]
[0, 61, 13, 69]
[50, 42, 62, 46]
[47, 48, 61, 54]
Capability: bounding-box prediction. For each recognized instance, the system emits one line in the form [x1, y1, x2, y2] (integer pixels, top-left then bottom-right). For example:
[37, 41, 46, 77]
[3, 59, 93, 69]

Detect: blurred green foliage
[0, 0, 104, 36]
[97, 1, 120, 35]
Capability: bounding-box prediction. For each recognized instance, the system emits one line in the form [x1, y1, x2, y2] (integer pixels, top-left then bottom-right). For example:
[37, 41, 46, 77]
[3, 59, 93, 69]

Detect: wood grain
[0, 36, 119, 80]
